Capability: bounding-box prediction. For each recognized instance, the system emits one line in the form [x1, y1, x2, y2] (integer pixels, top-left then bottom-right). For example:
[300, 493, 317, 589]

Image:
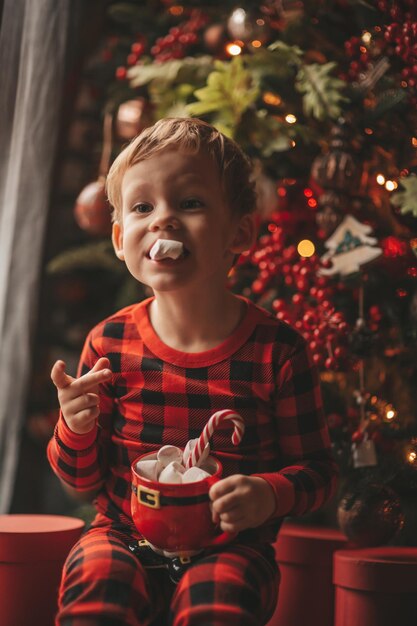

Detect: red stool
[333, 546, 417, 626]
[0, 514, 85, 626]
[267, 523, 347, 626]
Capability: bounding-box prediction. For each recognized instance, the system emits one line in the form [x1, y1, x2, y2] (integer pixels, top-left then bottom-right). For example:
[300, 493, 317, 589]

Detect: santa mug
[131, 451, 235, 556]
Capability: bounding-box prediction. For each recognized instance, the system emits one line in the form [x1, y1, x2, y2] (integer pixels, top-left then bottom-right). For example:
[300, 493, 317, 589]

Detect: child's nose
[148, 204, 180, 231]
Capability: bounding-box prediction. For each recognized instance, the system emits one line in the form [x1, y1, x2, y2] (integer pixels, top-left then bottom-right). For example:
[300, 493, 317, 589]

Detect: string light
[251, 40, 262, 48]
[263, 92, 282, 106]
[385, 180, 398, 191]
[297, 239, 315, 257]
[412, 137, 417, 147]
[407, 451, 417, 464]
[384, 405, 397, 421]
[226, 42, 242, 56]
[406, 439, 417, 466]
[376, 174, 385, 185]
[285, 114, 297, 124]
[169, 5, 184, 15]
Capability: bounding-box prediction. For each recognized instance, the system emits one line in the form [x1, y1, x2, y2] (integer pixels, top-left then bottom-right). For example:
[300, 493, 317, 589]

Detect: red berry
[131, 42, 145, 55]
[334, 346, 347, 359]
[115, 66, 127, 80]
[325, 356, 337, 370]
[272, 299, 287, 312]
[127, 53, 138, 66]
[312, 353, 324, 366]
[292, 293, 304, 306]
[296, 278, 309, 292]
[252, 280, 264, 294]
[351, 429, 364, 443]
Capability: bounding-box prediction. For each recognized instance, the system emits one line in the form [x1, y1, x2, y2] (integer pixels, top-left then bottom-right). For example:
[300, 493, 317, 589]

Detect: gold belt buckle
[138, 485, 161, 509]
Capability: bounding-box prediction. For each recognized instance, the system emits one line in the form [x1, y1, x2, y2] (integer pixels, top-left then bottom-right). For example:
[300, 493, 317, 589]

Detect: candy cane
[186, 410, 245, 469]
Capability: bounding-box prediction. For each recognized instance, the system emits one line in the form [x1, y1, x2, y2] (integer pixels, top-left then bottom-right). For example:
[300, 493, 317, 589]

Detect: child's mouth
[147, 239, 189, 261]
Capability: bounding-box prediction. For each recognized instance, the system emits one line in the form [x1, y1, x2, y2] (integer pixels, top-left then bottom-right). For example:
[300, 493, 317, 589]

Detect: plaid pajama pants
[56, 521, 279, 626]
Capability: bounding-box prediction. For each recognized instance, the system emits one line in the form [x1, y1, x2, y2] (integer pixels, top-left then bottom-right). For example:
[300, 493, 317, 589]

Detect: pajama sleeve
[256, 337, 339, 519]
[47, 331, 114, 492]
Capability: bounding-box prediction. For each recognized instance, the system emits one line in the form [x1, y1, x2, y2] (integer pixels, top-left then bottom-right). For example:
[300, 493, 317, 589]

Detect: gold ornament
[115, 98, 151, 141]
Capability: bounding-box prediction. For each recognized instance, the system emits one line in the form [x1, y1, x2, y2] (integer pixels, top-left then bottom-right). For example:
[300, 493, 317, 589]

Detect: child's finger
[68, 406, 101, 434]
[70, 366, 112, 395]
[209, 475, 240, 501]
[212, 492, 240, 515]
[51, 360, 74, 390]
[65, 393, 100, 415]
[90, 357, 111, 372]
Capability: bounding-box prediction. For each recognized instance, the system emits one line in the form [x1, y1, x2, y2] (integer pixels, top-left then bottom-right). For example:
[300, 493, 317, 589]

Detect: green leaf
[295, 62, 349, 121]
[47, 241, 125, 274]
[245, 110, 292, 157]
[127, 56, 213, 88]
[370, 88, 408, 119]
[186, 56, 259, 130]
[246, 42, 302, 83]
[107, 2, 146, 24]
[391, 174, 417, 217]
[267, 41, 303, 65]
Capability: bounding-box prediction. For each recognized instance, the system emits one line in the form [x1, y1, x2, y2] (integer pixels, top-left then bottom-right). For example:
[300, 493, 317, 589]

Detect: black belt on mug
[132, 484, 210, 509]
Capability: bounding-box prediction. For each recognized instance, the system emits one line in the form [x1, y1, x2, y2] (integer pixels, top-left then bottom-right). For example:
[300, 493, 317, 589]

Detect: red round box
[267, 523, 347, 626]
[334, 546, 417, 626]
[0, 514, 85, 626]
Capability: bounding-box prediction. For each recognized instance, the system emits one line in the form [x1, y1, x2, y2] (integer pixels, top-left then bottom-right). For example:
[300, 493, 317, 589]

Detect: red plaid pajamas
[58, 516, 279, 626]
[48, 296, 338, 625]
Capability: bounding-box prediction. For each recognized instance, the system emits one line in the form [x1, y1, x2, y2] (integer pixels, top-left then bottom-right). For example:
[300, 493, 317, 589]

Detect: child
[48, 117, 338, 626]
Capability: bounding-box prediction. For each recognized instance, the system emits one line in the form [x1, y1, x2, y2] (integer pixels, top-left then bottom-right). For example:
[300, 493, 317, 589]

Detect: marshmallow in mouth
[149, 239, 185, 261]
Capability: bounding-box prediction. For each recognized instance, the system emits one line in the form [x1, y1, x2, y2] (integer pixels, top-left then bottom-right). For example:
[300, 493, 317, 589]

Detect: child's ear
[229, 213, 257, 254]
[112, 221, 125, 261]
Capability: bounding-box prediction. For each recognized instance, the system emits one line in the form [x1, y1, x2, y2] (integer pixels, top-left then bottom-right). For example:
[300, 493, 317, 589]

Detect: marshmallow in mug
[157, 445, 183, 468]
[135, 459, 162, 482]
[182, 466, 211, 483]
[159, 461, 185, 484]
[149, 239, 184, 261]
[135, 443, 213, 484]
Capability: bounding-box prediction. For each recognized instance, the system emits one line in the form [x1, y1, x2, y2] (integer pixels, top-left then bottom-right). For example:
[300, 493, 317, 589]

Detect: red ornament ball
[337, 485, 404, 547]
[74, 180, 112, 236]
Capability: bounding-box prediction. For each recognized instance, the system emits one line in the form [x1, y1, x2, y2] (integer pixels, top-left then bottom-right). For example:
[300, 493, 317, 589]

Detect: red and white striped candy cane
[186, 409, 245, 469]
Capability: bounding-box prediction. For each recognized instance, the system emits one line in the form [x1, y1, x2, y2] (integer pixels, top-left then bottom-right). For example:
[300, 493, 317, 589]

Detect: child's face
[112, 149, 254, 295]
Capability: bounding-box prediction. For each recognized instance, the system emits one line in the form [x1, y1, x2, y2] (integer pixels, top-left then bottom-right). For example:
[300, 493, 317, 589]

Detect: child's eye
[133, 203, 153, 214]
[181, 198, 204, 210]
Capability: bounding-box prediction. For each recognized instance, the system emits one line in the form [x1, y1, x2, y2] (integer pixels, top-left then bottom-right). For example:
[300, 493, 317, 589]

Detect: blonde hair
[106, 117, 257, 222]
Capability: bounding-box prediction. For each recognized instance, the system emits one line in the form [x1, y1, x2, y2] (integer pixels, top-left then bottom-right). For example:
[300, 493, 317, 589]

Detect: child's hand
[51, 358, 112, 435]
[209, 475, 276, 533]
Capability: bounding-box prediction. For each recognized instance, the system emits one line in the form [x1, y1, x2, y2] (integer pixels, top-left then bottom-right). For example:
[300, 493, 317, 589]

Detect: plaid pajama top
[47, 296, 338, 543]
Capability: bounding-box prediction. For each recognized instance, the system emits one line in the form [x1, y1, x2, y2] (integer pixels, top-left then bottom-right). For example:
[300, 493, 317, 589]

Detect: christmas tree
[30, 0, 417, 545]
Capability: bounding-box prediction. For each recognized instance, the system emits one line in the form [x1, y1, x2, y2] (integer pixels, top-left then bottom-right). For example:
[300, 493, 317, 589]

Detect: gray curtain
[0, 0, 70, 512]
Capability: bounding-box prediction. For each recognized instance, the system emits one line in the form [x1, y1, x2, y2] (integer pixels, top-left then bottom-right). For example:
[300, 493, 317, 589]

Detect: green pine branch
[391, 174, 417, 218]
[186, 56, 259, 136]
[295, 61, 349, 121]
[47, 241, 125, 274]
